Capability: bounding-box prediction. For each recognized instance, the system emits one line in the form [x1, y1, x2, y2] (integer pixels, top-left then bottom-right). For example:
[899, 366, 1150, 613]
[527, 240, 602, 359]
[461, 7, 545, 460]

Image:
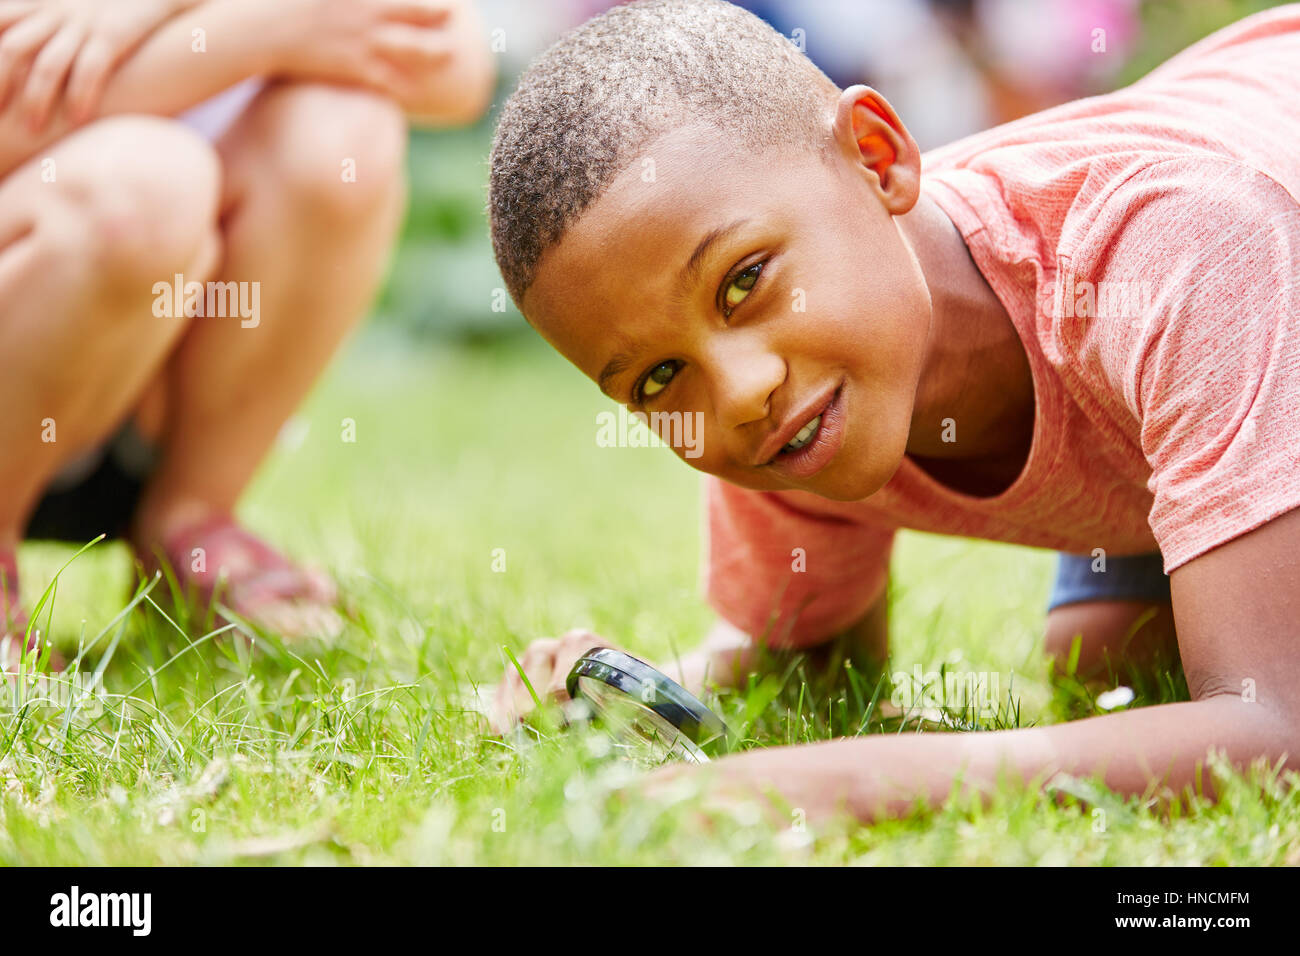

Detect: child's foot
[131, 514, 344, 642]
[1, 548, 64, 675]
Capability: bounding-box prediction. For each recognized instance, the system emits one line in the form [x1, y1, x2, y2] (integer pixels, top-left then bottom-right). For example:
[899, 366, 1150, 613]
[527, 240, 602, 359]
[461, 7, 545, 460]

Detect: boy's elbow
[1195, 688, 1300, 765]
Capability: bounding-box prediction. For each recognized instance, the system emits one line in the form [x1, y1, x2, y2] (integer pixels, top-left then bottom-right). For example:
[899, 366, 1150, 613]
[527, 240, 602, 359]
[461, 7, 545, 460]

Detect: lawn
[3, 331, 1297, 865]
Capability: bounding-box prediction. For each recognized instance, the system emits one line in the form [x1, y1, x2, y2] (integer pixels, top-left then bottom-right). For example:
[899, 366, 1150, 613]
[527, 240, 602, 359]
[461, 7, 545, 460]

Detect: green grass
[2, 332, 1297, 865]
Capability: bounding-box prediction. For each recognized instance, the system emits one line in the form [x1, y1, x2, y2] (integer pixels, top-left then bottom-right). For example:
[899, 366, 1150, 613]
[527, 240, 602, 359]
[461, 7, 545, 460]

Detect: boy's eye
[640, 360, 680, 400]
[724, 262, 763, 310]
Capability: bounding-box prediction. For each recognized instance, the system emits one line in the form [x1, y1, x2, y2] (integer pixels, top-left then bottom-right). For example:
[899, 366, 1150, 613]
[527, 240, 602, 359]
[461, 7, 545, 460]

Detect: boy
[0, 0, 493, 667]
[486, 0, 1300, 822]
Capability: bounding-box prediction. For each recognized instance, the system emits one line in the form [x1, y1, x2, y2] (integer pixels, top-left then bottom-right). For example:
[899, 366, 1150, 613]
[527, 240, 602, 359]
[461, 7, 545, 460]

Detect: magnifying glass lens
[575, 675, 710, 765]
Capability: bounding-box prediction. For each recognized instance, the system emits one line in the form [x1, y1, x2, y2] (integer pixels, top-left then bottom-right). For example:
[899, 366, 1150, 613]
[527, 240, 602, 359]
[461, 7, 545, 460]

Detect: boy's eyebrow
[598, 329, 642, 397]
[678, 218, 752, 292]
[598, 352, 633, 397]
[598, 219, 752, 398]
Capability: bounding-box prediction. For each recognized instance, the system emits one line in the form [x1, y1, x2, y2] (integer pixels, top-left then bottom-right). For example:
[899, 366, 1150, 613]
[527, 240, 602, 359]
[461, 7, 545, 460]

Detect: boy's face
[523, 118, 931, 501]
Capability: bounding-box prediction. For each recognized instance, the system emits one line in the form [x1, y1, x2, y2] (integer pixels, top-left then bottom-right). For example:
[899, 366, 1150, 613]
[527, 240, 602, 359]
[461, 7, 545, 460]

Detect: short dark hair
[488, 0, 838, 307]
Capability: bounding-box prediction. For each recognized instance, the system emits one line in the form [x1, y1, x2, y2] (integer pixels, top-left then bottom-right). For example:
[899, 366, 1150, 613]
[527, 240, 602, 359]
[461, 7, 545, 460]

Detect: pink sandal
[1, 549, 64, 674]
[133, 515, 344, 642]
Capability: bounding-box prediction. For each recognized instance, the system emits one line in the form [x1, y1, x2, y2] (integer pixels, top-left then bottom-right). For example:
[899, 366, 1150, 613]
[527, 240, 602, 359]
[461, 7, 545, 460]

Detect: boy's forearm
[701, 694, 1294, 823]
[660, 619, 759, 695]
[0, 0, 280, 176]
[663, 584, 889, 697]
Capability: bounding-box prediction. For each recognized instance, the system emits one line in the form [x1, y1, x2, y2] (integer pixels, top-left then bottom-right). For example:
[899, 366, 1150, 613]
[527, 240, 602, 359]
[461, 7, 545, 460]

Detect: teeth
[783, 415, 822, 453]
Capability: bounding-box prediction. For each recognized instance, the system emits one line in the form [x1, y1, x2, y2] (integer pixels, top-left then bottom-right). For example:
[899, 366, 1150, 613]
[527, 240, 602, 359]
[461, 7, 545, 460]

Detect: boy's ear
[831, 85, 920, 215]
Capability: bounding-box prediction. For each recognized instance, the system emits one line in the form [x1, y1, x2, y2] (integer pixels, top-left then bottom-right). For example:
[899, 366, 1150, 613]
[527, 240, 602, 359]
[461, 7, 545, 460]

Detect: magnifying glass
[566, 647, 730, 765]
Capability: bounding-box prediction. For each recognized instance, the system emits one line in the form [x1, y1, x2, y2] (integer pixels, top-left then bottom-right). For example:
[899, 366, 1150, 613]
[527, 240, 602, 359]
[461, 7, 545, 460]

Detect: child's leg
[130, 81, 408, 544]
[1043, 552, 1178, 680]
[0, 117, 220, 555]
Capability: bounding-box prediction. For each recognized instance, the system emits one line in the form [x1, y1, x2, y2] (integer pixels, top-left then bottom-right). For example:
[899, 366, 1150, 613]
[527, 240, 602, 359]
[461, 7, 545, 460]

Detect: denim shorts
[1047, 550, 1171, 610]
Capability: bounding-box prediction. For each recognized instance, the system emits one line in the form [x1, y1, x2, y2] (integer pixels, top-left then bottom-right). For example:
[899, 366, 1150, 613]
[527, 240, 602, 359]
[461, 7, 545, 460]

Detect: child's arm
[488, 584, 889, 733]
[0, 0, 203, 129]
[268, 0, 493, 126]
[103, 0, 492, 124]
[664, 586, 889, 695]
[0, 0, 492, 176]
[369, 0, 495, 127]
[0, 0, 282, 175]
[655, 509, 1300, 824]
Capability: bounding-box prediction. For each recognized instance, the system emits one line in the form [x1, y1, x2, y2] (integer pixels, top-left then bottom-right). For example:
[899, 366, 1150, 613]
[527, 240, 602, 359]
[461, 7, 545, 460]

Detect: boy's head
[489, 0, 932, 501]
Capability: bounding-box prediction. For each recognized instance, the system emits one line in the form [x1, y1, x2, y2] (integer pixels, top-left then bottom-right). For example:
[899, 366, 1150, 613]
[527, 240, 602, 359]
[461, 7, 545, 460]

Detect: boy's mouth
[782, 415, 823, 453]
[758, 383, 845, 481]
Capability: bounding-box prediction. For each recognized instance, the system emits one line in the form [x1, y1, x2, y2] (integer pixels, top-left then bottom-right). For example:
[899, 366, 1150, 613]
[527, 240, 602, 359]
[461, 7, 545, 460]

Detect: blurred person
[947, 0, 1140, 122]
[746, 0, 995, 147]
[0, 0, 494, 669]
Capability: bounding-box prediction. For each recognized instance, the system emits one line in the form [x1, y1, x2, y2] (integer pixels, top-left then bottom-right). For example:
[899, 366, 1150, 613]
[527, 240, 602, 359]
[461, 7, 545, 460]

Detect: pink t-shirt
[705, 6, 1300, 648]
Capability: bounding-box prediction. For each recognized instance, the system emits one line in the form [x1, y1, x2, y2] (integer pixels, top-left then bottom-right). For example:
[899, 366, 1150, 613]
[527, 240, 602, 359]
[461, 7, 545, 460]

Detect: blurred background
[381, 0, 1288, 342]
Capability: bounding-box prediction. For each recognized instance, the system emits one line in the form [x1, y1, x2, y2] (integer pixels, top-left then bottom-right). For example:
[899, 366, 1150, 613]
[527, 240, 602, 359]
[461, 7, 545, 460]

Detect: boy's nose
[706, 338, 786, 432]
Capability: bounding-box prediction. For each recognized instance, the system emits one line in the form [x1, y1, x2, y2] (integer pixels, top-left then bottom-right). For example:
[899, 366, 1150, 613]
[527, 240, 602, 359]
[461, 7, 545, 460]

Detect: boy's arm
[488, 580, 889, 733]
[663, 582, 889, 695]
[654, 509, 1300, 823]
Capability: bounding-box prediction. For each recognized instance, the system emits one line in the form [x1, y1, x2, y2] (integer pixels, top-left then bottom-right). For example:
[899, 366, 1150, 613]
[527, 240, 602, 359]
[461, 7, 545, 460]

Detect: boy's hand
[274, 0, 455, 102]
[0, 0, 198, 130]
[489, 629, 618, 735]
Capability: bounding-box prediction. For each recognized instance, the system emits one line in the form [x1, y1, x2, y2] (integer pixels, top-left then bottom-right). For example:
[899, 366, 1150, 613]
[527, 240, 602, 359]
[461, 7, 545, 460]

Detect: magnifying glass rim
[566, 647, 730, 751]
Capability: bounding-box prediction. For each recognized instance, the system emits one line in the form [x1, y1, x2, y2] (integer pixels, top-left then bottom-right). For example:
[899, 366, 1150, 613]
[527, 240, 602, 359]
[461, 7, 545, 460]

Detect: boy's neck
[896, 192, 1035, 496]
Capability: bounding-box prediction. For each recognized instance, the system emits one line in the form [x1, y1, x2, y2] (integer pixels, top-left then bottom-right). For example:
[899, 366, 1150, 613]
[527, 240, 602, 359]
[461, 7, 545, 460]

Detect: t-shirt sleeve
[1069, 158, 1300, 571]
[702, 476, 895, 648]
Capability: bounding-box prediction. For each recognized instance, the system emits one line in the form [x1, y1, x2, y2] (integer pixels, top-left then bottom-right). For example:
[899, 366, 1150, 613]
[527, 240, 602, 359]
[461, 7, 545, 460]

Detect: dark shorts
[25, 426, 157, 544]
[1046, 550, 1171, 611]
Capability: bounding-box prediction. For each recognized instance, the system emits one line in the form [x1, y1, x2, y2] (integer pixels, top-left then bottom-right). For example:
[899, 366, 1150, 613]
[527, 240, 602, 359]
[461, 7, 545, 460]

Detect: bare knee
[41, 116, 222, 296]
[240, 83, 408, 223]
